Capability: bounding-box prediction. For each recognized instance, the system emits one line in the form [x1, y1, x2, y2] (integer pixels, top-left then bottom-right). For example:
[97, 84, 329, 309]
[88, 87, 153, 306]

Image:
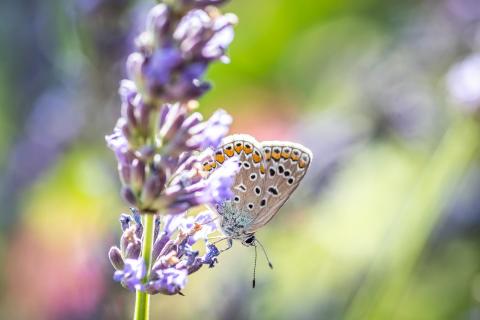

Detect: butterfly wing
[204, 134, 312, 236]
[244, 141, 312, 233]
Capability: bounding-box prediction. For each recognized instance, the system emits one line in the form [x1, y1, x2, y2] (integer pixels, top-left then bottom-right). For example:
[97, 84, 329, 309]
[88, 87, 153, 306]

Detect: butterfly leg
[220, 238, 233, 252]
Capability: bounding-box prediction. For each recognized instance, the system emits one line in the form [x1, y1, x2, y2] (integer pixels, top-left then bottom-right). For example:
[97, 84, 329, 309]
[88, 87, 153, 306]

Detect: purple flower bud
[141, 170, 167, 206]
[154, 215, 161, 240]
[142, 47, 183, 96]
[125, 242, 141, 259]
[121, 186, 137, 206]
[130, 158, 146, 192]
[113, 258, 146, 291]
[159, 105, 232, 157]
[152, 233, 170, 262]
[118, 80, 137, 104]
[131, 208, 144, 238]
[106, 120, 131, 165]
[145, 268, 188, 295]
[109, 246, 125, 270]
[136, 145, 156, 161]
[202, 243, 220, 268]
[120, 226, 138, 255]
[137, 102, 151, 134]
[119, 214, 132, 231]
[121, 100, 137, 130]
[146, 4, 171, 38]
[205, 157, 239, 203]
[181, 0, 230, 8]
[188, 109, 232, 149]
[118, 163, 131, 186]
[174, 9, 236, 61]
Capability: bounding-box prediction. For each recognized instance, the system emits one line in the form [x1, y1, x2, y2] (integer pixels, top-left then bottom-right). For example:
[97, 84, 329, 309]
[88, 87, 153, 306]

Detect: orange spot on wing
[272, 149, 281, 161]
[234, 142, 243, 154]
[260, 164, 266, 175]
[224, 144, 234, 157]
[298, 159, 307, 169]
[215, 151, 225, 164]
[291, 149, 301, 161]
[281, 148, 291, 159]
[244, 144, 253, 154]
[252, 152, 262, 163]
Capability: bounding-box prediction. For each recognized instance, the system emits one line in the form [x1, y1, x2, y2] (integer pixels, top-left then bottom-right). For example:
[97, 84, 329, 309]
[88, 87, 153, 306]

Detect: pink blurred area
[4, 226, 106, 319]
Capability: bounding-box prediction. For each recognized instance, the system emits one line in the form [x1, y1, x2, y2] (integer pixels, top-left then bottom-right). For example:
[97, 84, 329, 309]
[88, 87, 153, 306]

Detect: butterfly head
[241, 234, 256, 247]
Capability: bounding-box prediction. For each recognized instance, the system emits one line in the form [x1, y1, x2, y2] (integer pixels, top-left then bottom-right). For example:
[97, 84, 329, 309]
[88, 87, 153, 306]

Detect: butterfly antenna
[255, 238, 274, 269]
[252, 245, 257, 288]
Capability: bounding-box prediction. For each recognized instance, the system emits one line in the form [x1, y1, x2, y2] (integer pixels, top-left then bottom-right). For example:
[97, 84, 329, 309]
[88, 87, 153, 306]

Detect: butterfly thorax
[216, 201, 255, 240]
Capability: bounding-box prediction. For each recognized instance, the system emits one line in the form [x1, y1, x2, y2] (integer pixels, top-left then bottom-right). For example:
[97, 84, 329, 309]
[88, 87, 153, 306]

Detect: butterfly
[203, 134, 312, 285]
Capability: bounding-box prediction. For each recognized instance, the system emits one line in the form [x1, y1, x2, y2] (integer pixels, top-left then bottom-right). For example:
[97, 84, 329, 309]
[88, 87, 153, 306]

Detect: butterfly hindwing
[245, 141, 312, 232]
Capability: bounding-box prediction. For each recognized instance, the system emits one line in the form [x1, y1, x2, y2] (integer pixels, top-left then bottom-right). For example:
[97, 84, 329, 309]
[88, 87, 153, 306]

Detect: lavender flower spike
[106, 0, 237, 312]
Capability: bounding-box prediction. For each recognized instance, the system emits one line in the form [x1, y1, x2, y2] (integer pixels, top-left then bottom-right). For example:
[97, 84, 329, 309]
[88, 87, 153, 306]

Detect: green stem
[133, 214, 155, 320]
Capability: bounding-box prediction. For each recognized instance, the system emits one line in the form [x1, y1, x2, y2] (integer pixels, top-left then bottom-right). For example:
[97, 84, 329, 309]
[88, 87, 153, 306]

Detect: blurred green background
[2, 0, 480, 319]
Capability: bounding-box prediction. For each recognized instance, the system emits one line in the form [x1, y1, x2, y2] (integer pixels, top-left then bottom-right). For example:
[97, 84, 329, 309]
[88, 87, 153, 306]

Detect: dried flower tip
[193, 222, 202, 232]
[167, 255, 180, 266]
[185, 100, 199, 111]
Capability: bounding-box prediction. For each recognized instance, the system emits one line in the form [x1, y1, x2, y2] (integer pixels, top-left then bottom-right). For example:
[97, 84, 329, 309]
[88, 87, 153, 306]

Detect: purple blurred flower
[113, 258, 146, 291]
[447, 53, 480, 112]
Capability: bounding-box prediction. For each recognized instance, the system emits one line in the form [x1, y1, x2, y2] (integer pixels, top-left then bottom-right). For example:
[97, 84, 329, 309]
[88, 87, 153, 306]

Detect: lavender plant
[105, 1, 237, 319]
